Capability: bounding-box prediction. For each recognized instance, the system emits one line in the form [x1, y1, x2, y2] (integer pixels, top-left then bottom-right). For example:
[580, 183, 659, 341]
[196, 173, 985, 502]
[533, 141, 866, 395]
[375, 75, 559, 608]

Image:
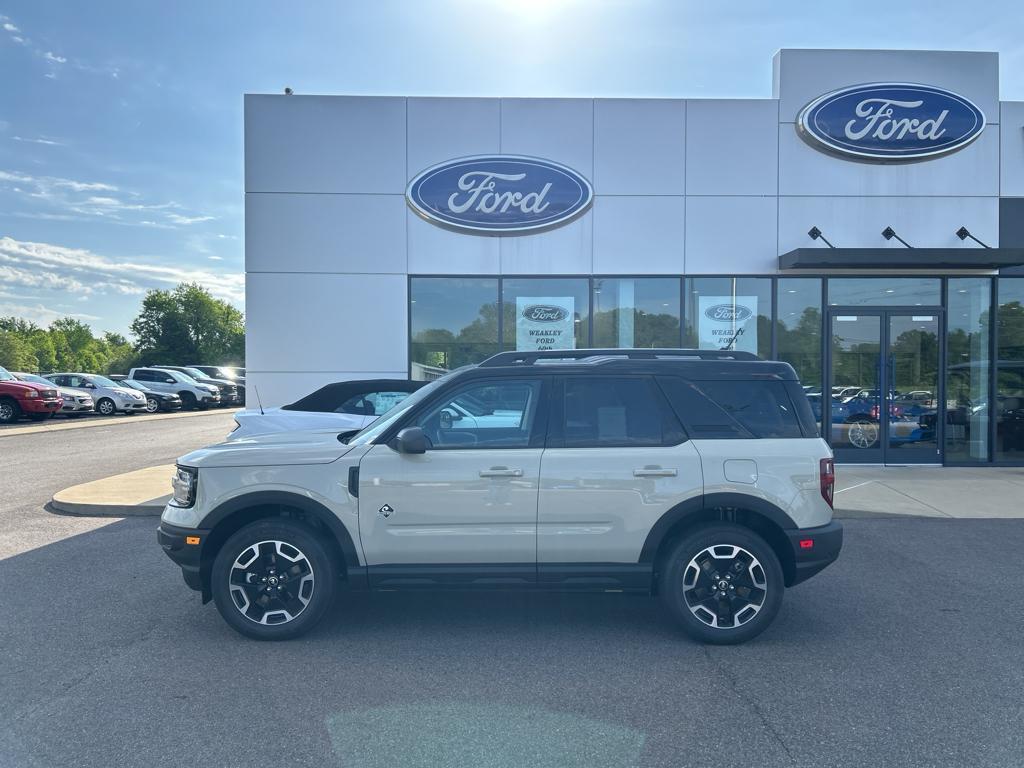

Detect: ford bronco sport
[158, 349, 842, 644]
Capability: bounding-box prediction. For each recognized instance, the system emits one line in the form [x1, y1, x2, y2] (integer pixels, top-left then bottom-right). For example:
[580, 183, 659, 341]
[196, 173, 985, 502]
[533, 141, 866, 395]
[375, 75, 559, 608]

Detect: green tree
[0, 330, 36, 370]
[131, 283, 244, 365]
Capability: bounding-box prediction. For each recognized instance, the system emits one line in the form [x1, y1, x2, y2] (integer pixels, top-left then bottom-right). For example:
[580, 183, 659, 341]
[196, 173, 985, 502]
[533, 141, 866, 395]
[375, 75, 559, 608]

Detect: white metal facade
[245, 48, 1022, 406]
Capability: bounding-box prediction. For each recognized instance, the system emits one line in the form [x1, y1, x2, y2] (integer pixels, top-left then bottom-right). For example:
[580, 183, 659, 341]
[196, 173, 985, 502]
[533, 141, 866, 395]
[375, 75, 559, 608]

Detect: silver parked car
[13, 372, 94, 417]
[45, 373, 148, 416]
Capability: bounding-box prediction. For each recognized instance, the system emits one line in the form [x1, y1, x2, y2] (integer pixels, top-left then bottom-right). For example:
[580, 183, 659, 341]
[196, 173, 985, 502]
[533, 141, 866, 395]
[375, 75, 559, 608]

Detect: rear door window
[658, 377, 803, 439]
[557, 376, 683, 448]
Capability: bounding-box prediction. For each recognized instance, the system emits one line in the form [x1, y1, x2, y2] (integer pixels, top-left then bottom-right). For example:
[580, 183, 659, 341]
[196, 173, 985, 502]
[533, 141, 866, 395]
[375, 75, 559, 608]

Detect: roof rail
[478, 348, 760, 367]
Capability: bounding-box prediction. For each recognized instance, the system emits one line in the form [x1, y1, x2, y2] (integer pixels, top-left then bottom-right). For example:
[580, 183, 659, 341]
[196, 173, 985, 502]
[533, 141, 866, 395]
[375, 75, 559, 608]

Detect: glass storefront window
[776, 278, 822, 396]
[996, 278, 1024, 462]
[592, 278, 681, 348]
[828, 278, 940, 307]
[502, 278, 590, 352]
[410, 278, 499, 380]
[684, 277, 771, 358]
[946, 278, 991, 462]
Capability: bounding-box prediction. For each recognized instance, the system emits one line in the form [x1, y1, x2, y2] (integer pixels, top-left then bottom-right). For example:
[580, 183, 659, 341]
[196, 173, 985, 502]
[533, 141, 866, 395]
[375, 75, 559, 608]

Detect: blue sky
[1, 0, 1022, 336]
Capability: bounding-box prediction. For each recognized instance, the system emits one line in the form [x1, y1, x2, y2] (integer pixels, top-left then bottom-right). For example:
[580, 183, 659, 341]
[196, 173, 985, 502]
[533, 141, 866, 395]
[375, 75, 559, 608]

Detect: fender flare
[638, 492, 795, 564]
[203, 490, 360, 571]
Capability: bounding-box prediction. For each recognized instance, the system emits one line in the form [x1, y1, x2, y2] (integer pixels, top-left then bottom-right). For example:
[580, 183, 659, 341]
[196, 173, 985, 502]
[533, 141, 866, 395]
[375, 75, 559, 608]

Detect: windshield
[347, 372, 459, 446]
[91, 375, 119, 388]
[17, 373, 50, 385]
[178, 367, 207, 379]
[122, 379, 144, 391]
[0, 366, 14, 381]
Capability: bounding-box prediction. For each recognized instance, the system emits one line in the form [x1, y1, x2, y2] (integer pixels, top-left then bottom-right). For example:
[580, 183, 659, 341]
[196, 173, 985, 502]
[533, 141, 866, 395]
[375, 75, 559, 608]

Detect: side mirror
[391, 426, 427, 455]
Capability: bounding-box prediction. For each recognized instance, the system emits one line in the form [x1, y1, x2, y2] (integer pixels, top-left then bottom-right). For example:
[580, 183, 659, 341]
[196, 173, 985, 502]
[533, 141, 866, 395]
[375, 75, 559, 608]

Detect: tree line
[0, 282, 244, 374]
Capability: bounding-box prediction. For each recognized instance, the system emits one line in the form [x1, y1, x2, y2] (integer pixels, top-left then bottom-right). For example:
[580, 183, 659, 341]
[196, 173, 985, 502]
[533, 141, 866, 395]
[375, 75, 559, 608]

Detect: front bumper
[22, 397, 62, 414]
[160, 398, 183, 411]
[120, 401, 148, 412]
[785, 520, 843, 586]
[157, 522, 209, 592]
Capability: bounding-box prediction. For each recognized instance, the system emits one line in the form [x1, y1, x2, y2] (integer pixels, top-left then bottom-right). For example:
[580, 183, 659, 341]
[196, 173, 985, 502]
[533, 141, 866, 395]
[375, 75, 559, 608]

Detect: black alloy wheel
[660, 523, 783, 645]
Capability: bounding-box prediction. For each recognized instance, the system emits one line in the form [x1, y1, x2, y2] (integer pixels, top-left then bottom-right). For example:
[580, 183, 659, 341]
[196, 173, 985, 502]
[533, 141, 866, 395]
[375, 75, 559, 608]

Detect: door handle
[633, 467, 677, 477]
[479, 467, 523, 478]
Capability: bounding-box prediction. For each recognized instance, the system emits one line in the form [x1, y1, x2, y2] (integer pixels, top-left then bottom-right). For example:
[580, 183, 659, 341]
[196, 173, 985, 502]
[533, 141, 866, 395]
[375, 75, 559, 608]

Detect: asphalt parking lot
[2, 415, 1023, 767]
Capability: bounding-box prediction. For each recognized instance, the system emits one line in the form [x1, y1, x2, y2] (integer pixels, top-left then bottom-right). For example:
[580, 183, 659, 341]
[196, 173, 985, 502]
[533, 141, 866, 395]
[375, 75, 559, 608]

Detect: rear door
[536, 375, 704, 582]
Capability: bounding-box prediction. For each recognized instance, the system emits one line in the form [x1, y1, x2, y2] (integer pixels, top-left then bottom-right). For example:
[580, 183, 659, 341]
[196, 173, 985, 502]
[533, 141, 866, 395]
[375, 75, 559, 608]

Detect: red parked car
[0, 365, 62, 424]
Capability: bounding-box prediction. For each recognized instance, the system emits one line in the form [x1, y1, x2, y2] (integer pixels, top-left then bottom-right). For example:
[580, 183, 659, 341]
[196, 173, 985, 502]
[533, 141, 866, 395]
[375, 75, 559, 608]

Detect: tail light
[819, 458, 835, 509]
[869, 405, 879, 419]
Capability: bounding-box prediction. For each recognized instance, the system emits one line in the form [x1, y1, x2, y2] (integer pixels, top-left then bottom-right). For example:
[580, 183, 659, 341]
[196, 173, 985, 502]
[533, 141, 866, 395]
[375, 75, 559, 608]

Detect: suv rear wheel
[660, 523, 783, 645]
[211, 520, 336, 640]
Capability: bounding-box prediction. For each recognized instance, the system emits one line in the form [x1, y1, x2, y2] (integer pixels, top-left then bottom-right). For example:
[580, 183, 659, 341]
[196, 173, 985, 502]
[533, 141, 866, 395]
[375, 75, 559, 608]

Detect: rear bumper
[157, 522, 209, 592]
[785, 520, 843, 586]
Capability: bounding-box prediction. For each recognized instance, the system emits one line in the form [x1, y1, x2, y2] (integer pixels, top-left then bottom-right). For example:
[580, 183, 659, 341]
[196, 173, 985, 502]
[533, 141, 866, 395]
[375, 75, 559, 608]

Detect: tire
[211, 520, 336, 640]
[179, 391, 197, 410]
[659, 523, 784, 645]
[96, 397, 117, 416]
[0, 398, 21, 424]
[145, 397, 160, 414]
[846, 417, 879, 449]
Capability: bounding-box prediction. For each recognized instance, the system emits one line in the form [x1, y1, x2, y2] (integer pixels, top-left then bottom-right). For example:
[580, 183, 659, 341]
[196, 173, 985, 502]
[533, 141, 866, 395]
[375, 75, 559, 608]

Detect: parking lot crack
[703, 647, 798, 767]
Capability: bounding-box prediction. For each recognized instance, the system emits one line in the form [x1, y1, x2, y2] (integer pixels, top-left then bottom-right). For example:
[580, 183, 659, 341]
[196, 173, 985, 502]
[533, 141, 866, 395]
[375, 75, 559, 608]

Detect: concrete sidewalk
[50, 465, 174, 516]
[835, 466, 1024, 519]
[1, 407, 241, 438]
[49, 462, 1024, 519]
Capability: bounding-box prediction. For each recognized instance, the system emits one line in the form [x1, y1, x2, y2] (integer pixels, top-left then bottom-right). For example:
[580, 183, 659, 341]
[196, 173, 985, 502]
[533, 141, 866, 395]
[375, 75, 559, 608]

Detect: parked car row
[0, 363, 245, 424]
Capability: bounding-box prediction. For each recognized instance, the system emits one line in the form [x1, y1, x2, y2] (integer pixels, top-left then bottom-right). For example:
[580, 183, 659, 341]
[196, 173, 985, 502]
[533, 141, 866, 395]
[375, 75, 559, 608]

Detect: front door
[357, 377, 548, 587]
[827, 311, 942, 464]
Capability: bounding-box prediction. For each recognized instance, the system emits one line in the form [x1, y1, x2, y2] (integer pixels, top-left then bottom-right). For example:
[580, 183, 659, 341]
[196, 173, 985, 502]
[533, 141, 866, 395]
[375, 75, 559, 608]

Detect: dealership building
[244, 48, 1024, 465]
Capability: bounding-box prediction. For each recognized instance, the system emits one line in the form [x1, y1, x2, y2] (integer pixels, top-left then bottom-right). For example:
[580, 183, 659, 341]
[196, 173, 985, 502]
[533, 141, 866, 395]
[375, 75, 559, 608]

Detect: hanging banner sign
[516, 297, 575, 351]
[698, 296, 758, 354]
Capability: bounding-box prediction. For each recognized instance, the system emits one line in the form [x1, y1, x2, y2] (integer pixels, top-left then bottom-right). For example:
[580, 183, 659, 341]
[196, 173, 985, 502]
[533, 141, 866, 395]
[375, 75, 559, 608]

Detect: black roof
[469, 349, 798, 380]
[283, 378, 424, 412]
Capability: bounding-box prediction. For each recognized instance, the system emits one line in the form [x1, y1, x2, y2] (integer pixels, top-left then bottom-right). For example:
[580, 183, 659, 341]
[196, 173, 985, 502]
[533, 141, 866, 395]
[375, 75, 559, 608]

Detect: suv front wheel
[660, 524, 784, 645]
[211, 520, 336, 640]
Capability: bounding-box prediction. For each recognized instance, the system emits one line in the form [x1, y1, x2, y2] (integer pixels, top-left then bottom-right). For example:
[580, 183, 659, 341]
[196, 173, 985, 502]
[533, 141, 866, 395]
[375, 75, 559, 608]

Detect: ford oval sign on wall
[797, 83, 985, 162]
[406, 155, 593, 234]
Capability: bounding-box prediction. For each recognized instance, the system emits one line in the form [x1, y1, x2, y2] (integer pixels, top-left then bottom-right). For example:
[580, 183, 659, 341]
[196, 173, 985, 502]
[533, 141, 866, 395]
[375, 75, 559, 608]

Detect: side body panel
[537, 441, 704, 563]
[692, 437, 833, 528]
[357, 443, 542, 565]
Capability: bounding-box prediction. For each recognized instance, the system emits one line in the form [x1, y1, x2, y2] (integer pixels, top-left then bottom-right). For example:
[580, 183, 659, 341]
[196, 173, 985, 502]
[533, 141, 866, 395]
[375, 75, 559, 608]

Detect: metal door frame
[825, 307, 945, 465]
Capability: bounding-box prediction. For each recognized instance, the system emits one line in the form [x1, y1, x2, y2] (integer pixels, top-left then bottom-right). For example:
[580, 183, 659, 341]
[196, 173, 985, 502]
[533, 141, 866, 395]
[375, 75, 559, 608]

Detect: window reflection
[502, 278, 590, 352]
[828, 278, 940, 307]
[946, 278, 991, 462]
[776, 278, 822, 396]
[592, 278, 681, 348]
[410, 278, 499, 381]
[996, 278, 1024, 461]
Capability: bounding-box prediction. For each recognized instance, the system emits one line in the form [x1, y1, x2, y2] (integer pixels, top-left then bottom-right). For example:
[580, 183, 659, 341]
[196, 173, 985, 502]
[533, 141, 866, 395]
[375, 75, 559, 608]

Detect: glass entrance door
[828, 311, 942, 464]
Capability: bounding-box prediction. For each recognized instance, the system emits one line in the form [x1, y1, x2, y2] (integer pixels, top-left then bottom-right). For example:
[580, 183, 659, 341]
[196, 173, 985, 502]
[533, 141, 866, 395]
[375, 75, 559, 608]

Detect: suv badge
[378, 504, 394, 518]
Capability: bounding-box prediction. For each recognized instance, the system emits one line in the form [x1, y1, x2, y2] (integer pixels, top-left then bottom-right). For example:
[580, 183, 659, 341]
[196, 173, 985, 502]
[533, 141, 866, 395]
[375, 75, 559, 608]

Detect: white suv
[158, 349, 842, 645]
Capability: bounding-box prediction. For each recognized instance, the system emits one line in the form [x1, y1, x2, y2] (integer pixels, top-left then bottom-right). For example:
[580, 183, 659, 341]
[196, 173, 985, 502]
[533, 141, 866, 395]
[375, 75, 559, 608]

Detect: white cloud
[0, 236, 244, 306]
[2, 22, 18, 32]
[166, 213, 215, 225]
[0, 301, 100, 325]
[43, 51, 66, 64]
[11, 135, 65, 146]
[208, 255, 223, 261]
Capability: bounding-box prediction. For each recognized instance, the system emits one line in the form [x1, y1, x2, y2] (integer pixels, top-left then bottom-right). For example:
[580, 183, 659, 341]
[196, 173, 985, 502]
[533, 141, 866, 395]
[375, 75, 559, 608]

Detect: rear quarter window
[658, 376, 804, 439]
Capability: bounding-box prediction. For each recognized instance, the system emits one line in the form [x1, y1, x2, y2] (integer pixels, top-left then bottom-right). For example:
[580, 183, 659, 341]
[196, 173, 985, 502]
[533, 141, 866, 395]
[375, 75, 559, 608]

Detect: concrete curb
[1, 407, 241, 438]
[51, 465, 175, 517]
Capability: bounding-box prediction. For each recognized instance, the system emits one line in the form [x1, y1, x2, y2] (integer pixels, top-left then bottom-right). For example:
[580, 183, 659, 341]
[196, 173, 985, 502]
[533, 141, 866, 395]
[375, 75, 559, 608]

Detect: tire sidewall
[97, 397, 116, 416]
[0, 399, 21, 423]
[211, 520, 336, 640]
[145, 397, 159, 413]
[660, 524, 784, 645]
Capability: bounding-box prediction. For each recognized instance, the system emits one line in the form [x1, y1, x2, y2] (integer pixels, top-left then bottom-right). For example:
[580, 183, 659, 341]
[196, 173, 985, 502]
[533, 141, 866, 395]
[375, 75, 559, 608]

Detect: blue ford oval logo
[522, 304, 568, 323]
[704, 304, 752, 323]
[406, 155, 593, 234]
[797, 83, 985, 162]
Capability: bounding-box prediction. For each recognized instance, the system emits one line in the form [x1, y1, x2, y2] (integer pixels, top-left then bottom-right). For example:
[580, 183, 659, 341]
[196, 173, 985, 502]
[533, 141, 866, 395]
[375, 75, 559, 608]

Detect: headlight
[62, 394, 74, 402]
[170, 465, 198, 508]
[24, 390, 38, 398]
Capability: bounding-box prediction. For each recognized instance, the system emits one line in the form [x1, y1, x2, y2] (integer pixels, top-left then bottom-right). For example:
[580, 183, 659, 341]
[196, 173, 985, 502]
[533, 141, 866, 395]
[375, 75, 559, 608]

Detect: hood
[228, 408, 367, 440]
[179, 427, 356, 468]
[4, 379, 53, 394]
